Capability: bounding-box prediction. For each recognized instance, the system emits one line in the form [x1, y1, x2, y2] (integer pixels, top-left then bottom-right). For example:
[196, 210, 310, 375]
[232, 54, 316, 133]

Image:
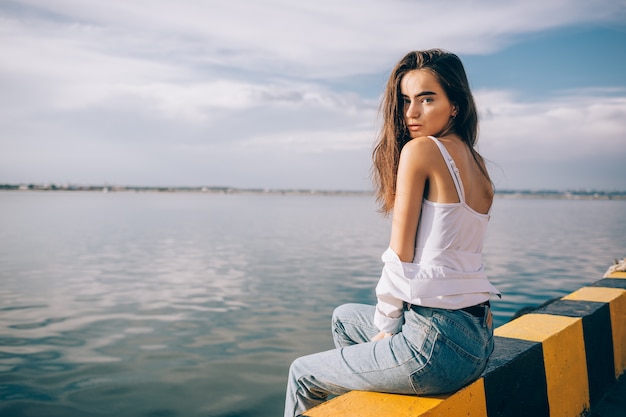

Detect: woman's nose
[406, 102, 419, 119]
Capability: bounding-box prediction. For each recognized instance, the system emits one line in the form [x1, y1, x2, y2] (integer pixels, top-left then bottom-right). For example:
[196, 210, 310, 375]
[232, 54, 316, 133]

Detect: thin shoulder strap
[427, 136, 465, 202]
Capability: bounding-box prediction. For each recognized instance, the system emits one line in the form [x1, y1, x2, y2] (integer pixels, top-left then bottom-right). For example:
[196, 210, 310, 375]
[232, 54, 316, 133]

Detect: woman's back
[422, 135, 493, 215]
[415, 136, 490, 270]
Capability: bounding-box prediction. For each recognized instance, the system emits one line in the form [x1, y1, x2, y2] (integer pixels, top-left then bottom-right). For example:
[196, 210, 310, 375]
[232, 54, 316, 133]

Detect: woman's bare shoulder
[399, 136, 440, 166]
[402, 136, 440, 154]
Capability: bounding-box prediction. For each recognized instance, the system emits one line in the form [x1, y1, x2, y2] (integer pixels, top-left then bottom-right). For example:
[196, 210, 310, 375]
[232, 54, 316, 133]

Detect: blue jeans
[284, 303, 494, 417]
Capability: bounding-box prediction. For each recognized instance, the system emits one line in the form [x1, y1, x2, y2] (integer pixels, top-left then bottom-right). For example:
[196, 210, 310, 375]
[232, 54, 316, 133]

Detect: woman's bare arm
[389, 137, 432, 262]
[370, 138, 432, 341]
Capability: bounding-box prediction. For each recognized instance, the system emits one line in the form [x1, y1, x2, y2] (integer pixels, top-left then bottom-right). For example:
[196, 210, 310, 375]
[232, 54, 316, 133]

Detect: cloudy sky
[1, 0, 625, 191]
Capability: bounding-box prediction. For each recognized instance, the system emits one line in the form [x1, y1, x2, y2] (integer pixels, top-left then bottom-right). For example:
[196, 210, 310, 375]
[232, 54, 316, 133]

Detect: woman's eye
[421, 97, 433, 103]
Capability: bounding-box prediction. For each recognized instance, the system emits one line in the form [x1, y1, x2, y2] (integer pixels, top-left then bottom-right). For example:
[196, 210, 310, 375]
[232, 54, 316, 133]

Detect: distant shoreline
[1, 184, 625, 200]
[493, 190, 626, 200]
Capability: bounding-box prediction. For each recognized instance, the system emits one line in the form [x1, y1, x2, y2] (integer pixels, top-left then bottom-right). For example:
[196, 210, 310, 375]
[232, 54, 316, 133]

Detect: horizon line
[1, 183, 626, 196]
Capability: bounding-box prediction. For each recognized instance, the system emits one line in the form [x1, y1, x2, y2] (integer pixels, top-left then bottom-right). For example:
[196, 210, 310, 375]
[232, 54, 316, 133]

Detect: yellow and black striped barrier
[305, 268, 626, 417]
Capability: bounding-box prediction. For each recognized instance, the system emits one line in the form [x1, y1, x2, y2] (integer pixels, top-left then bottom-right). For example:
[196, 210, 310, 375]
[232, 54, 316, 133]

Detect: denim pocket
[409, 331, 484, 395]
[402, 312, 433, 354]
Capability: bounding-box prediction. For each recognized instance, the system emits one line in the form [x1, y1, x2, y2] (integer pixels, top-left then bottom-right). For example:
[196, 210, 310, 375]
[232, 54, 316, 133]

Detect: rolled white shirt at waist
[374, 247, 500, 333]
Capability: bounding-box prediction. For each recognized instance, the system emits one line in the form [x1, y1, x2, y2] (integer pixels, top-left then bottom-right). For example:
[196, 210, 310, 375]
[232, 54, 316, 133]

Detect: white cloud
[10, 0, 625, 76]
[118, 80, 377, 124]
[1, 0, 625, 189]
[474, 88, 626, 189]
[241, 128, 376, 154]
[477, 88, 626, 160]
[4, 0, 625, 84]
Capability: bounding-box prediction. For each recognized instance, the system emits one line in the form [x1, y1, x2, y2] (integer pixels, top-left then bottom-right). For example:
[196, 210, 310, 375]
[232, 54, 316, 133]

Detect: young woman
[284, 49, 501, 417]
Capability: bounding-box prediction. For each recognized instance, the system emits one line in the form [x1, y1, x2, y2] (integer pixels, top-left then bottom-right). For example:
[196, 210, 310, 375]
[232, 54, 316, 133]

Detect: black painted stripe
[591, 278, 626, 289]
[483, 336, 549, 417]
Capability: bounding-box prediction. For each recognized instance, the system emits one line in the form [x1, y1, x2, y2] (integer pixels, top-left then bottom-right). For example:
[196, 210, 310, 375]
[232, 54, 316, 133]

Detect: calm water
[0, 191, 624, 416]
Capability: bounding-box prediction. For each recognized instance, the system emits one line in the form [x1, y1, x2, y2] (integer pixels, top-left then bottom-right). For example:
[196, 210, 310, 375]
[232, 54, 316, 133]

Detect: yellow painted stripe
[563, 287, 626, 377]
[303, 390, 443, 417]
[304, 380, 487, 417]
[607, 271, 626, 278]
[562, 286, 625, 303]
[541, 317, 589, 417]
[495, 314, 589, 416]
[494, 313, 580, 343]
[426, 379, 487, 417]
[609, 294, 626, 378]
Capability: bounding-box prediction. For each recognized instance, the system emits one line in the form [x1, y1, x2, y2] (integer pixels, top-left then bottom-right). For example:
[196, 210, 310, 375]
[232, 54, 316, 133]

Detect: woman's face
[400, 69, 456, 139]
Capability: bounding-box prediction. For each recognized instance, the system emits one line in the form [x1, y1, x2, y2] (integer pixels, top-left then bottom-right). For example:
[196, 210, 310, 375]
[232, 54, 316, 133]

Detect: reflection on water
[0, 191, 624, 416]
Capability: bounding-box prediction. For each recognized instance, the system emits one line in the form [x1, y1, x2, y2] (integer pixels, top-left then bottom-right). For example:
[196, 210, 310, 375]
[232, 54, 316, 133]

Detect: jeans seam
[341, 333, 427, 376]
[338, 318, 379, 332]
[433, 312, 483, 345]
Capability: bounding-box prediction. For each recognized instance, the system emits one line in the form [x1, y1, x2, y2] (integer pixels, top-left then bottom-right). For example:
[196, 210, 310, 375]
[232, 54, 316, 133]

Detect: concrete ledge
[304, 270, 626, 417]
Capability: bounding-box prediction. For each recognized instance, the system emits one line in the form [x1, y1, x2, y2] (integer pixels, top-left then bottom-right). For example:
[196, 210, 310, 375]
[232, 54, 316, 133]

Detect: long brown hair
[371, 49, 488, 214]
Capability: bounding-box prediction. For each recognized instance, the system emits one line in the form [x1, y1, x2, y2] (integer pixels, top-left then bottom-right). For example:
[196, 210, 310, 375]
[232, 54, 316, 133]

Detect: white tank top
[417, 136, 489, 274]
[375, 136, 500, 315]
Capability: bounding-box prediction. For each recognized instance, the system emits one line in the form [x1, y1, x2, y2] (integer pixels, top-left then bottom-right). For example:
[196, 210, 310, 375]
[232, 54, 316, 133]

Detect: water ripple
[0, 192, 624, 417]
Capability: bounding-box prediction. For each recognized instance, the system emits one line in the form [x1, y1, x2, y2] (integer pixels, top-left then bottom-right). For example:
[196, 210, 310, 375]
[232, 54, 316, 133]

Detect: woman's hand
[371, 331, 393, 342]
